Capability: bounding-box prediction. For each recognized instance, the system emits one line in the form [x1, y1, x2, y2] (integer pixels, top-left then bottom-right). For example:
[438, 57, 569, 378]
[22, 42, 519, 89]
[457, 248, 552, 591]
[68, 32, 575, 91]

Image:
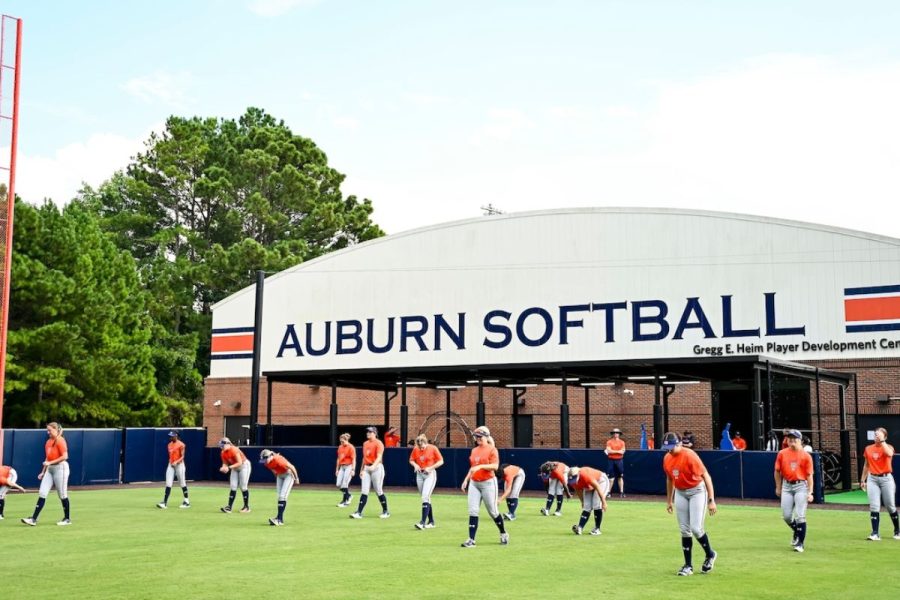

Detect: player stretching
[860, 427, 899, 540]
[218, 437, 251, 513]
[409, 434, 444, 529]
[22, 422, 72, 526]
[350, 427, 390, 519]
[335, 433, 356, 507]
[662, 432, 718, 576]
[0, 464, 26, 518]
[157, 431, 190, 509]
[539, 461, 570, 516]
[460, 426, 509, 548]
[774, 429, 813, 552]
[259, 449, 300, 526]
[567, 466, 609, 535]
[498, 463, 525, 520]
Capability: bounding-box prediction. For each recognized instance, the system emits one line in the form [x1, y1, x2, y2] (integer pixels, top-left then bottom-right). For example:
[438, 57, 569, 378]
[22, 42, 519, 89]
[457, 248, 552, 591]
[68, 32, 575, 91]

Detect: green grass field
[2, 486, 897, 599]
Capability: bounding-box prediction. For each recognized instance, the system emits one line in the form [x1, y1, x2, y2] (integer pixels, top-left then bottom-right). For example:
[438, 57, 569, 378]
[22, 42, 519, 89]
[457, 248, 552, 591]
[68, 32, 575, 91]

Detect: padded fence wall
[122, 428, 208, 483]
[2, 429, 122, 488]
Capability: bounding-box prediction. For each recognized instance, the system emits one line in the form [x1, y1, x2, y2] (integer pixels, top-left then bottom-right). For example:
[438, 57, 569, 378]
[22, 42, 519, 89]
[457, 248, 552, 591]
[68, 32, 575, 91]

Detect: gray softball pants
[674, 482, 708, 538]
[468, 478, 500, 518]
[781, 481, 809, 524]
[867, 474, 897, 513]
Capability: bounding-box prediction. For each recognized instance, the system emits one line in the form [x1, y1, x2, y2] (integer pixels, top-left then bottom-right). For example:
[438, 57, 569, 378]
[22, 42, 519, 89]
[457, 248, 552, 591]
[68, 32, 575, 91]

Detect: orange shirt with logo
[410, 445, 443, 469]
[501, 465, 522, 488]
[0, 465, 11, 485]
[732, 437, 747, 451]
[337, 444, 356, 466]
[864, 443, 894, 475]
[775, 447, 813, 482]
[573, 467, 604, 491]
[221, 446, 246, 466]
[363, 439, 384, 465]
[266, 454, 291, 476]
[606, 438, 626, 459]
[550, 462, 569, 485]
[45, 436, 68, 462]
[384, 432, 401, 448]
[663, 448, 706, 490]
[469, 445, 499, 482]
[168, 440, 185, 464]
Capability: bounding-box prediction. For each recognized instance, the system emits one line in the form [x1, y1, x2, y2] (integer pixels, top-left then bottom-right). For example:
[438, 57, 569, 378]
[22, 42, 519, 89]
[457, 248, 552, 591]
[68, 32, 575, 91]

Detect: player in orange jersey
[335, 433, 356, 507]
[384, 426, 401, 448]
[0, 464, 26, 519]
[605, 428, 626, 497]
[774, 429, 814, 552]
[498, 463, 526, 521]
[662, 432, 718, 576]
[732, 432, 747, 451]
[22, 422, 71, 527]
[409, 434, 444, 529]
[157, 430, 190, 509]
[218, 437, 252, 513]
[350, 427, 390, 519]
[538, 460, 570, 516]
[460, 426, 508, 547]
[859, 427, 898, 541]
[567, 466, 609, 535]
[259, 449, 300, 526]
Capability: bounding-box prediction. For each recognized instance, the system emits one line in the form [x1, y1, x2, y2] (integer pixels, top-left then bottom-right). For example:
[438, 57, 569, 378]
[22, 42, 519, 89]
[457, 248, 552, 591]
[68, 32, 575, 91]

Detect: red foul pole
[0, 15, 22, 464]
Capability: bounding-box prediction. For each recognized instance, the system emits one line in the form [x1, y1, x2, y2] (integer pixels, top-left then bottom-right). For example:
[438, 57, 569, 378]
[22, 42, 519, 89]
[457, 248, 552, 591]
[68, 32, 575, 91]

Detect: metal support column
[584, 387, 591, 449]
[266, 378, 273, 445]
[838, 384, 851, 491]
[653, 379, 663, 449]
[400, 380, 409, 448]
[751, 368, 765, 450]
[815, 369, 823, 450]
[476, 381, 485, 427]
[445, 389, 452, 447]
[249, 270, 265, 445]
[329, 382, 338, 446]
[560, 379, 570, 448]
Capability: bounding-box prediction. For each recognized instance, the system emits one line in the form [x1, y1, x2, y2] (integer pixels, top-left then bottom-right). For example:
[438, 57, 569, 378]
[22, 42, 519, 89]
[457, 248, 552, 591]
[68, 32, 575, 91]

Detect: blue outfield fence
[5, 428, 894, 504]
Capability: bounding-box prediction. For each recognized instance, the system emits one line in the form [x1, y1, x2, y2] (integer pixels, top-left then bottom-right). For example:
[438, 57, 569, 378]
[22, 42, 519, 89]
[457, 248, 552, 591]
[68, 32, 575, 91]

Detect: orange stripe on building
[844, 296, 900, 322]
[211, 334, 254, 352]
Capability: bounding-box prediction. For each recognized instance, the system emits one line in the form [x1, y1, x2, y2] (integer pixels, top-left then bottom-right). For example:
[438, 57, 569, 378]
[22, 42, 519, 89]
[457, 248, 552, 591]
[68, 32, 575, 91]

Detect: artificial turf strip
[2, 487, 896, 599]
[823, 489, 871, 505]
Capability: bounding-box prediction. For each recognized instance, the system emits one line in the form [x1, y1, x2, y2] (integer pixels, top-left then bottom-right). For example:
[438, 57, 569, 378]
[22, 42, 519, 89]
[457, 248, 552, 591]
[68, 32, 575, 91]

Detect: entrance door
[514, 415, 533, 448]
[713, 376, 811, 450]
[224, 416, 251, 446]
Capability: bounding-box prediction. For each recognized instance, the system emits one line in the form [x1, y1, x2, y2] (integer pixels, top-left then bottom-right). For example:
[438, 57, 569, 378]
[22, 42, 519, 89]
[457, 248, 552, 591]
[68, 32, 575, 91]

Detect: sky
[2, 0, 900, 238]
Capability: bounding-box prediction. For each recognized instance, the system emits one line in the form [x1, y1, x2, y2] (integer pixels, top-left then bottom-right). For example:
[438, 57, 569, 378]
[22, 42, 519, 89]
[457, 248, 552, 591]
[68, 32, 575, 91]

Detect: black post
[400, 380, 409, 448]
[266, 378, 273, 445]
[584, 386, 591, 449]
[752, 368, 765, 450]
[663, 385, 672, 433]
[384, 389, 391, 429]
[445, 389, 452, 447]
[249, 269, 265, 445]
[838, 384, 851, 491]
[476, 381, 485, 427]
[329, 382, 338, 446]
[815, 369, 823, 451]
[560, 379, 570, 448]
[766, 361, 774, 434]
[512, 389, 523, 447]
[653, 380, 663, 449]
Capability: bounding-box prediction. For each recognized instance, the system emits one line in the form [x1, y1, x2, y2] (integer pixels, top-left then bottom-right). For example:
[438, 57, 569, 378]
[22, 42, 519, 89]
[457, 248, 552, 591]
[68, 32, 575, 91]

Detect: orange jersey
[45, 436, 68, 462]
[0, 465, 11, 485]
[410, 445, 443, 469]
[572, 467, 604, 491]
[550, 462, 569, 484]
[606, 438, 625, 459]
[732, 437, 747, 451]
[775, 447, 813, 482]
[864, 443, 894, 475]
[337, 444, 356, 466]
[220, 446, 246, 467]
[265, 454, 291, 476]
[469, 445, 499, 482]
[663, 448, 706, 490]
[363, 439, 384, 465]
[167, 440, 185, 464]
[384, 432, 401, 448]
[501, 465, 522, 488]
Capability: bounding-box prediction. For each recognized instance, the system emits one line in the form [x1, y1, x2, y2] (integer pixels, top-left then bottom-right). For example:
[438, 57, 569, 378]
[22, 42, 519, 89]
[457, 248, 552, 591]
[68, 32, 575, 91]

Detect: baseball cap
[785, 429, 802, 439]
[661, 432, 681, 451]
[167, 430, 178, 438]
[365, 426, 378, 434]
[472, 430, 488, 438]
[259, 449, 274, 463]
[218, 437, 232, 448]
[610, 428, 623, 434]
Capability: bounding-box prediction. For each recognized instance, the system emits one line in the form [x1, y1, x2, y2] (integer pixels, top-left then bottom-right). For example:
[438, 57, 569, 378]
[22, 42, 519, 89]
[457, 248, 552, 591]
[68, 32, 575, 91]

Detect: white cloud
[246, 0, 321, 17]
[123, 71, 193, 108]
[332, 116, 359, 130]
[9, 127, 159, 206]
[469, 108, 533, 145]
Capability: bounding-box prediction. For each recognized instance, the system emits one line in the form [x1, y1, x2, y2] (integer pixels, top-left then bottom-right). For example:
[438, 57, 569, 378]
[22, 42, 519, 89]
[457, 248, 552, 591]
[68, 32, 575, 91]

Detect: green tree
[79, 107, 383, 388]
[4, 200, 170, 427]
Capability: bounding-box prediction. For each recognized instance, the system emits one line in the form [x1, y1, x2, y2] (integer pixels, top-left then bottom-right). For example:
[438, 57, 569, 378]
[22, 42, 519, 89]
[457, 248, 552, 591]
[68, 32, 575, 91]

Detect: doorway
[514, 415, 533, 448]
